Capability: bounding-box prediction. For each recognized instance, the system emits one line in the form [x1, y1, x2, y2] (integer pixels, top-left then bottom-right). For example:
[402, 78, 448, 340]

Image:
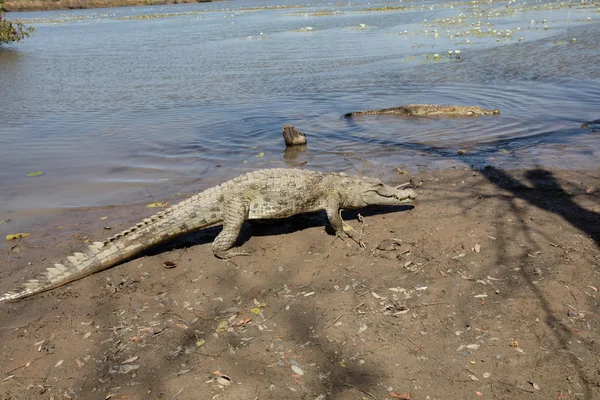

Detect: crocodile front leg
[325, 201, 345, 236]
[325, 198, 365, 248]
[212, 196, 250, 259]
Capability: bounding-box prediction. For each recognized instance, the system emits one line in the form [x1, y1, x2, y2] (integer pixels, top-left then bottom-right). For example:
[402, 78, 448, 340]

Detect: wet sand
[1, 166, 599, 399]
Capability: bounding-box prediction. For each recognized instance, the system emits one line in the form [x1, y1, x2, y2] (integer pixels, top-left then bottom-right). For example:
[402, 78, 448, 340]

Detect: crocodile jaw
[362, 187, 417, 206]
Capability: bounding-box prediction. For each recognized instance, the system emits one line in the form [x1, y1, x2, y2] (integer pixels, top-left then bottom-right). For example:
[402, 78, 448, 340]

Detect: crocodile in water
[581, 119, 600, 131]
[342, 104, 500, 119]
[0, 168, 417, 302]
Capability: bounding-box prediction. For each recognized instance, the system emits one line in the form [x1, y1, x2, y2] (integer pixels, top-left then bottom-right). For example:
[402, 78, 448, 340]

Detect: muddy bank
[1, 167, 599, 399]
[2, 0, 213, 12]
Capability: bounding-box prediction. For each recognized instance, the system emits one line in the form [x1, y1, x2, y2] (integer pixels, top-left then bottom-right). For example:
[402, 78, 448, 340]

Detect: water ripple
[0, 0, 599, 211]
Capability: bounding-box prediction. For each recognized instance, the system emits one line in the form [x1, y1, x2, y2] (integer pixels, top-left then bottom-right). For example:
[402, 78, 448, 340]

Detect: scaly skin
[0, 168, 416, 302]
[342, 104, 500, 118]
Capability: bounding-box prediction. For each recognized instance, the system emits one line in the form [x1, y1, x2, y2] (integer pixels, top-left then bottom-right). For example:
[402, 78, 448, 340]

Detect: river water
[1, 0, 599, 216]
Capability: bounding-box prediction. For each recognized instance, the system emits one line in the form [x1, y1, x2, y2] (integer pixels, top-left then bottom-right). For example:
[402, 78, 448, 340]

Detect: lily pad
[216, 320, 229, 333]
[6, 233, 31, 241]
[27, 171, 43, 177]
[251, 307, 262, 315]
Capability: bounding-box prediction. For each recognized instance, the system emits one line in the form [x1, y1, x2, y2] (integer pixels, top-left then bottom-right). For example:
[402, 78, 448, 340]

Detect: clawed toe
[214, 249, 252, 259]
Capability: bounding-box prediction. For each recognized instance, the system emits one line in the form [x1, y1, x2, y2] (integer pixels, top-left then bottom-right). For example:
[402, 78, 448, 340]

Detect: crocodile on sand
[342, 104, 500, 119]
[0, 168, 417, 302]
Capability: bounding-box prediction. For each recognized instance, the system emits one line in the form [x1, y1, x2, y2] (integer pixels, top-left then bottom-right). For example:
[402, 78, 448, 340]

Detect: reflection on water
[0, 0, 599, 215]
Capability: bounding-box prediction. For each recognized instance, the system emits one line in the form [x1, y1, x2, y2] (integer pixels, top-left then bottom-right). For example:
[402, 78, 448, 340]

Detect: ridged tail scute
[0, 240, 112, 302]
[0, 194, 217, 303]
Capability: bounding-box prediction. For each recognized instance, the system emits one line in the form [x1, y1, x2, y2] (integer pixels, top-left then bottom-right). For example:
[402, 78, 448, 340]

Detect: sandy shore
[1, 167, 599, 399]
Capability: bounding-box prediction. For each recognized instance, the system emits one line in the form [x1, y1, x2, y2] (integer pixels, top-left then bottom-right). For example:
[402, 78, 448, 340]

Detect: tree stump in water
[282, 125, 307, 147]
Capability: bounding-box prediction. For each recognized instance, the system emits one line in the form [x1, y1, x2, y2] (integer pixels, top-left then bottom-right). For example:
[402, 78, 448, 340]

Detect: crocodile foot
[214, 249, 252, 259]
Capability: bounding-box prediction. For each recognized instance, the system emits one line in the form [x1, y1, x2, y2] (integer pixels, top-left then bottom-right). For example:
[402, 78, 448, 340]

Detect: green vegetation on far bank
[1, 0, 213, 12]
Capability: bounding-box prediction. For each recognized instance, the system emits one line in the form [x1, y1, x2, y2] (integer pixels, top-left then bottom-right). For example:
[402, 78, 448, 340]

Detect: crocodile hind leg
[212, 196, 251, 259]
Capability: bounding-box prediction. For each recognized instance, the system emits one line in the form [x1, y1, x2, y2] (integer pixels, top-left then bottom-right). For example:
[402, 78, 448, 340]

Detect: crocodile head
[341, 177, 417, 208]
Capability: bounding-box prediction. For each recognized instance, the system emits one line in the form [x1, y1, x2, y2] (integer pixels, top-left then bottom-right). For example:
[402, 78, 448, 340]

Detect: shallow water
[1, 0, 599, 216]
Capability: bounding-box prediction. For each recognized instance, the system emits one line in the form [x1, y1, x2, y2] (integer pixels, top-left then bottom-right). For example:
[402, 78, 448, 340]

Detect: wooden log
[282, 125, 307, 147]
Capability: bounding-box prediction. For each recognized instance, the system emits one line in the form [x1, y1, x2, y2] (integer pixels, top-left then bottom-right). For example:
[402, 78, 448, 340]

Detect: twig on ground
[9, 237, 23, 251]
[266, 303, 287, 320]
[79, 372, 90, 390]
[0, 325, 27, 331]
[413, 301, 451, 307]
[323, 314, 344, 330]
[170, 246, 189, 265]
[559, 280, 578, 305]
[357, 285, 378, 297]
[517, 385, 535, 393]
[357, 213, 365, 246]
[4, 350, 50, 376]
[324, 380, 377, 399]
[406, 339, 485, 378]
[406, 338, 453, 373]
[196, 352, 222, 358]
[354, 301, 366, 310]
[339, 211, 367, 249]
[172, 386, 187, 400]
[325, 236, 338, 260]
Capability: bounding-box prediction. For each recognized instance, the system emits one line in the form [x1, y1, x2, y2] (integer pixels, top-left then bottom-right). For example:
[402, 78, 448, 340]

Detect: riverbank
[1, 0, 213, 12]
[1, 167, 598, 399]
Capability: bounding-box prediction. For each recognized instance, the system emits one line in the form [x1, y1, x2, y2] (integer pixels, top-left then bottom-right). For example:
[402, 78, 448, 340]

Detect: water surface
[1, 0, 599, 216]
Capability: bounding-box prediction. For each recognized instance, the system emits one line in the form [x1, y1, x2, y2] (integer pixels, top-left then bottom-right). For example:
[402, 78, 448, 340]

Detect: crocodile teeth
[67, 256, 79, 265]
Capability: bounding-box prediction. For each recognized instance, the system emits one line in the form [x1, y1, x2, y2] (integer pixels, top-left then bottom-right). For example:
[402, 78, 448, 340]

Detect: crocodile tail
[0, 193, 216, 303]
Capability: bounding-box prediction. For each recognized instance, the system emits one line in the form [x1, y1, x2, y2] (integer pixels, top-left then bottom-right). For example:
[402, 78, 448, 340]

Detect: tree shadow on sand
[481, 167, 600, 246]
[415, 142, 600, 399]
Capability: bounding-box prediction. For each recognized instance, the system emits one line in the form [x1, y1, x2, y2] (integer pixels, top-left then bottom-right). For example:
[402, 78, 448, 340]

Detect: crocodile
[342, 104, 500, 119]
[582, 119, 600, 131]
[0, 168, 417, 302]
